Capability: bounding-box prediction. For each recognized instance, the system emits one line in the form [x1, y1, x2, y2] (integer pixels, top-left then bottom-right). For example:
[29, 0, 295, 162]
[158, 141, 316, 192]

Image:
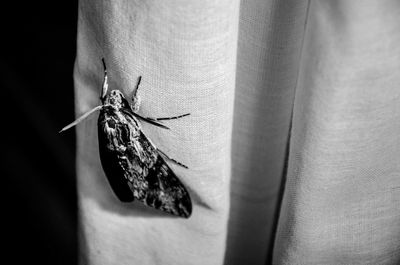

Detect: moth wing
[98, 111, 135, 202]
[131, 131, 192, 218]
[98, 108, 192, 218]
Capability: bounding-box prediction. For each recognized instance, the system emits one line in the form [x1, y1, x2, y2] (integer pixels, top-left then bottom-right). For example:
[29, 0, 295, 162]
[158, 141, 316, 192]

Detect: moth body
[60, 59, 192, 218]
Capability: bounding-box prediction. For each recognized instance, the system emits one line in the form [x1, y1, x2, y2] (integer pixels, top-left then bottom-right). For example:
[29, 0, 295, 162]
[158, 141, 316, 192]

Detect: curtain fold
[274, 2, 400, 264]
[75, 0, 400, 264]
[227, 1, 309, 264]
[76, 1, 239, 264]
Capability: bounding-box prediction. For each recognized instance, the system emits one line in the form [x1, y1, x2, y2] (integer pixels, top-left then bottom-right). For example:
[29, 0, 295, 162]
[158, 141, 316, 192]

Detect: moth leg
[158, 149, 188, 169]
[131, 113, 170, 129]
[146, 113, 190, 121]
[100, 58, 109, 102]
[131, 76, 142, 112]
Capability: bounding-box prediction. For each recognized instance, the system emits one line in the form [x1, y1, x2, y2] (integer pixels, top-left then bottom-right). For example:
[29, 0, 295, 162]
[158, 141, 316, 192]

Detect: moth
[61, 59, 192, 218]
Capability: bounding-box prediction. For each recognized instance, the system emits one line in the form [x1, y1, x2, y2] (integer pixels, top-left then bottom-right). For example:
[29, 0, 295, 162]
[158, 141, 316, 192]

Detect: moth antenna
[102, 58, 107, 72]
[134, 76, 142, 97]
[101, 58, 108, 101]
[59, 105, 103, 133]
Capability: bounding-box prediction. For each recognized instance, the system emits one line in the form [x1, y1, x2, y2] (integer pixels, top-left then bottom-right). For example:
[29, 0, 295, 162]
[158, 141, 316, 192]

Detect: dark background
[3, 1, 78, 264]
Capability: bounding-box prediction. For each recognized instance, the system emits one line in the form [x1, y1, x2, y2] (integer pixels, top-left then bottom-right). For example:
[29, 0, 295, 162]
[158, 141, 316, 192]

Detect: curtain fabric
[74, 0, 400, 264]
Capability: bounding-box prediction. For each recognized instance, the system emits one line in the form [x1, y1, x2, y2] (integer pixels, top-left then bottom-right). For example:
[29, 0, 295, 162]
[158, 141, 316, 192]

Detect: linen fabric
[74, 1, 400, 264]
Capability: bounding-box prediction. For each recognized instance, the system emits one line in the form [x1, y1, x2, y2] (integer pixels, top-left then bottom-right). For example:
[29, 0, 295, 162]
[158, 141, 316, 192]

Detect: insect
[61, 59, 192, 218]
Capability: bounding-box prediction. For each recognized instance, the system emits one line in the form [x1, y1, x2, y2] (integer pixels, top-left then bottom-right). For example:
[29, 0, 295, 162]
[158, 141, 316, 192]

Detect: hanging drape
[75, 0, 400, 264]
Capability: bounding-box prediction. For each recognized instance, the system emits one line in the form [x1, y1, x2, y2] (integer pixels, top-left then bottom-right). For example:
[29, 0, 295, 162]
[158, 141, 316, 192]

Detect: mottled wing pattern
[98, 106, 192, 218]
[132, 132, 192, 218]
[98, 108, 135, 202]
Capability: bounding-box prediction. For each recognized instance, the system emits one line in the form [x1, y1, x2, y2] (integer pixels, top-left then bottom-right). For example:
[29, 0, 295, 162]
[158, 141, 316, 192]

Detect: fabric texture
[74, 0, 400, 264]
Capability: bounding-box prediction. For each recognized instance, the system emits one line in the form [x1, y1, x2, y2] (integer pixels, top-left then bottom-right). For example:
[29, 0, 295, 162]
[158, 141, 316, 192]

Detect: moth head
[106, 90, 127, 110]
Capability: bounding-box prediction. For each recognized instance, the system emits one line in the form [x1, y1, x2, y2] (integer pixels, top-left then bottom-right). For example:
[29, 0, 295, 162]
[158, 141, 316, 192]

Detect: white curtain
[75, 0, 400, 264]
